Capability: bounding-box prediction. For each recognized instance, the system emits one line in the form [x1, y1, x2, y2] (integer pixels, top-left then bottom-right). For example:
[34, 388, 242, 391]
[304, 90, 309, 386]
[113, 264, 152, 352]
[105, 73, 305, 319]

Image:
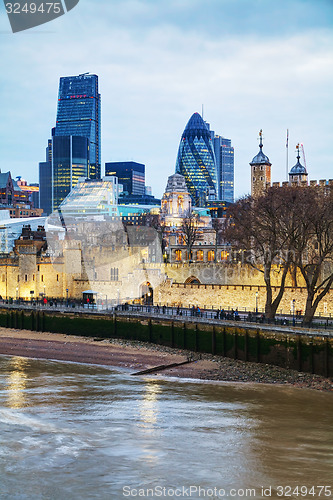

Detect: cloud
[0, 0, 332, 199]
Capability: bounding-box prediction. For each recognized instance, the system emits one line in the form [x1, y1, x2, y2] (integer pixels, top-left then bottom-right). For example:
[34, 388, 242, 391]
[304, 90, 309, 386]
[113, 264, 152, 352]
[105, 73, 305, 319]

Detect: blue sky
[0, 0, 332, 198]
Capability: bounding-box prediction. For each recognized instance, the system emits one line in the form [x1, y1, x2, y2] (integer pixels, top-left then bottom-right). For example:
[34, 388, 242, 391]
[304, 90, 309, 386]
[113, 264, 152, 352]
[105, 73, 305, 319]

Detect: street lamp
[292, 298, 296, 326]
[255, 291, 258, 314]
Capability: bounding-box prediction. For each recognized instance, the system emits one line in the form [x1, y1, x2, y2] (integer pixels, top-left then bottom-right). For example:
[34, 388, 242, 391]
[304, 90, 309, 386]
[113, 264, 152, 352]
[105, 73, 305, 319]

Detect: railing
[0, 299, 332, 332]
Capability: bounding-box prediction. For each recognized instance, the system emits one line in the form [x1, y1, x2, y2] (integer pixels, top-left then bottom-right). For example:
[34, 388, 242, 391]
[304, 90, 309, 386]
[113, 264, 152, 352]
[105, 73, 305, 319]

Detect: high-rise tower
[212, 134, 234, 203]
[55, 73, 101, 179]
[250, 130, 271, 198]
[175, 113, 217, 207]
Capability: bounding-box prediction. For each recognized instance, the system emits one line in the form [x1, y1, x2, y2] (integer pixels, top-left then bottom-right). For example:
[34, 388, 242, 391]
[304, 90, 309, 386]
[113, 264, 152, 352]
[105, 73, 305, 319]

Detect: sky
[0, 0, 332, 199]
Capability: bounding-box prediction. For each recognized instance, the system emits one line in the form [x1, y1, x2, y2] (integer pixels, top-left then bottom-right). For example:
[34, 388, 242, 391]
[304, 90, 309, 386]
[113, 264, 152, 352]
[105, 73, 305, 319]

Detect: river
[0, 355, 332, 499]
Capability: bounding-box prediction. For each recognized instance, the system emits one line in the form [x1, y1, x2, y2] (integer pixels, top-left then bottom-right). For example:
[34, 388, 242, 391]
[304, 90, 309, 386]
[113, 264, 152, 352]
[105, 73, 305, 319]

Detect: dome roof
[250, 149, 271, 165]
[289, 154, 307, 175]
[250, 130, 271, 165]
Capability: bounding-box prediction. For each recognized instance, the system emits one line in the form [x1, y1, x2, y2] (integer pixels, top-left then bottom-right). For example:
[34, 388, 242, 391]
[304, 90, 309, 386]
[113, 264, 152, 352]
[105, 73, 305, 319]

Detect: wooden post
[234, 330, 238, 360]
[31, 311, 35, 331]
[41, 312, 45, 333]
[256, 330, 260, 363]
[6, 312, 9, 328]
[212, 327, 216, 355]
[324, 338, 329, 378]
[183, 322, 187, 349]
[20, 311, 24, 330]
[36, 311, 40, 332]
[113, 313, 117, 337]
[11, 311, 14, 328]
[310, 340, 314, 374]
[195, 324, 198, 352]
[148, 318, 153, 343]
[297, 336, 302, 372]
[244, 331, 248, 362]
[222, 327, 226, 357]
[15, 311, 18, 329]
[171, 321, 174, 348]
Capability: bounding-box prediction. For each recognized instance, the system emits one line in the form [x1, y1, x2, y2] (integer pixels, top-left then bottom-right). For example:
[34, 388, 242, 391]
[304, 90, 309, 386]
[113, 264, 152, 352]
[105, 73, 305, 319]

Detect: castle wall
[156, 282, 333, 316]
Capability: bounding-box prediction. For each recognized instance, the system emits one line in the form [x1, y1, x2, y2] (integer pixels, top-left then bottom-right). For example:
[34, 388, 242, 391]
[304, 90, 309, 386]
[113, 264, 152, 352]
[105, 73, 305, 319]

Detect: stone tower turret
[250, 130, 271, 198]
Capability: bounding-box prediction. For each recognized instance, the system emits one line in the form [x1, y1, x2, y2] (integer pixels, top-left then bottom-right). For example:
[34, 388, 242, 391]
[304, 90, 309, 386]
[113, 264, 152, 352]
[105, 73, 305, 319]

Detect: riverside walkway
[1, 301, 332, 338]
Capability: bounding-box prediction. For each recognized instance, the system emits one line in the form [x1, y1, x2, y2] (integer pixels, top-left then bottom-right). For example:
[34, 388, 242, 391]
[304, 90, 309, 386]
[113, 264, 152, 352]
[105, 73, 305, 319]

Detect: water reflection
[139, 380, 162, 428]
[137, 380, 162, 465]
[5, 357, 29, 409]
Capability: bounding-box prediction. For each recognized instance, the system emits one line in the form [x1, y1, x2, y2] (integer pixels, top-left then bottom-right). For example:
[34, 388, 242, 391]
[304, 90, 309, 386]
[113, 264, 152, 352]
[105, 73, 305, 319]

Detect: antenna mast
[300, 143, 307, 169]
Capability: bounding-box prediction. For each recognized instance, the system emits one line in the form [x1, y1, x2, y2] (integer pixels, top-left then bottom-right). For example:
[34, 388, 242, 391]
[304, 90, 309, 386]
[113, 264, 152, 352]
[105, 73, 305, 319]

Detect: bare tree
[180, 210, 200, 261]
[293, 187, 333, 326]
[225, 187, 308, 319]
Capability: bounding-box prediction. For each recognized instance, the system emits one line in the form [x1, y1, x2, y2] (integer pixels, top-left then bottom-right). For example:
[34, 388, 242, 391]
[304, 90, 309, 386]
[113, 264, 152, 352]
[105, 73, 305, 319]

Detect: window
[196, 250, 203, 261]
[57, 274, 59, 282]
[260, 176, 263, 181]
[37, 265, 40, 271]
[175, 249, 182, 261]
[207, 251, 215, 262]
[41, 275, 44, 282]
[110, 268, 119, 281]
[17, 275, 20, 282]
[25, 274, 28, 282]
[33, 274, 35, 281]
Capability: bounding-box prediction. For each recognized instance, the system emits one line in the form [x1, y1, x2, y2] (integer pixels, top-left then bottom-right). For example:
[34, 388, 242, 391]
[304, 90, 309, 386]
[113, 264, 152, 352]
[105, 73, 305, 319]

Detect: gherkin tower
[175, 112, 217, 206]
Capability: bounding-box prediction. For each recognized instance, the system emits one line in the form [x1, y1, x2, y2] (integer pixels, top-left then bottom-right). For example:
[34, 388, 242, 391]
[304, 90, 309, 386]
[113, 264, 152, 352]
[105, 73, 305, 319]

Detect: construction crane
[300, 143, 307, 169]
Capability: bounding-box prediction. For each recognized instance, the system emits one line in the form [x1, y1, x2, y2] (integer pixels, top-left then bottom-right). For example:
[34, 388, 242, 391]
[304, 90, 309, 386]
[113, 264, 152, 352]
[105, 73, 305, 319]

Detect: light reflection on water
[0, 355, 332, 500]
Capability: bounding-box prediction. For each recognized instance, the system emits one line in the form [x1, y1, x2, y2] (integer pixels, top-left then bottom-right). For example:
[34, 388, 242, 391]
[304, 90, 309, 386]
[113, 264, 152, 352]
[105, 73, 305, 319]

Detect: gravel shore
[0, 328, 332, 392]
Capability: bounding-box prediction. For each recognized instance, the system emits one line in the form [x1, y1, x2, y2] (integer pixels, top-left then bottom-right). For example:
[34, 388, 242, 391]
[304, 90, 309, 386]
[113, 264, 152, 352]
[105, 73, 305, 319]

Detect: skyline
[0, 0, 333, 199]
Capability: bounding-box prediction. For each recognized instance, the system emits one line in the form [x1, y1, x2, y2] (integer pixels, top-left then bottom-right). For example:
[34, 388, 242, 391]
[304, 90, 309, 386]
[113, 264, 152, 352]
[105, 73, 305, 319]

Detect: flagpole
[286, 129, 289, 181]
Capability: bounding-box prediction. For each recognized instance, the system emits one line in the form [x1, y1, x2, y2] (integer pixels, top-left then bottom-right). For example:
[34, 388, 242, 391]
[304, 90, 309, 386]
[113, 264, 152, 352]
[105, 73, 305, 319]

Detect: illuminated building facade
[52, 135, 89, 211]
[55, 73, 101, 179]
[105, 161, 145, 196]
[57, 176, 119, 217]
[175, 113, 217, 207]
[212, 135, 234, 202]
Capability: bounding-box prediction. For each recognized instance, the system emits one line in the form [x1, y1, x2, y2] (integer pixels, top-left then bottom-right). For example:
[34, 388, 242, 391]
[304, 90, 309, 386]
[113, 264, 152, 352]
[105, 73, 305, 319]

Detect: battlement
[271, 179, 333, 189]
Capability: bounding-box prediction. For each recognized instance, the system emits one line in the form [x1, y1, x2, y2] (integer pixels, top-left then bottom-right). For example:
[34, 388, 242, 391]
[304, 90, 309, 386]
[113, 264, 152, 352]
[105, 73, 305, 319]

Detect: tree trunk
[302, 294, 316, 327]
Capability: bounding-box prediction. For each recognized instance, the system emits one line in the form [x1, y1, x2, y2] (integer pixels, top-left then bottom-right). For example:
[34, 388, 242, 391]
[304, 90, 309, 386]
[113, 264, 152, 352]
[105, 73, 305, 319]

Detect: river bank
[0, 327, 332, 391]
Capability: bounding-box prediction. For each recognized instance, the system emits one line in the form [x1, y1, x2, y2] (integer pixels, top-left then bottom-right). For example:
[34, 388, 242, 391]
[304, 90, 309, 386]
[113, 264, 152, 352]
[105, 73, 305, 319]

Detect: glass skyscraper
[55, 73, 101, 179]
[212, 135, 234, 203]
[175, 113, 217, 206]
[52, 135, 89, 210]
[105, 161, 145, 195]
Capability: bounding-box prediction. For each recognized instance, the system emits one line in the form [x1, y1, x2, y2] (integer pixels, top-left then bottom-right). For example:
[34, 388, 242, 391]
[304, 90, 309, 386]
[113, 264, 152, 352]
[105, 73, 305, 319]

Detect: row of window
[11, 274, 60, 283]
[175, 250, 230, 262]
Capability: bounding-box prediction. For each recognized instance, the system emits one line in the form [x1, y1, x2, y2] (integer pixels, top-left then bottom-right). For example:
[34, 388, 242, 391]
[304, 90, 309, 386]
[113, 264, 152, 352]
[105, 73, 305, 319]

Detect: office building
[55, 73, 101, 179]
[175, 112, 217, 206]
[52, 135, 89, 211]
[39, 138, 52, 215]
[212, 135, 234, 203]
[105, 161, 145, 196]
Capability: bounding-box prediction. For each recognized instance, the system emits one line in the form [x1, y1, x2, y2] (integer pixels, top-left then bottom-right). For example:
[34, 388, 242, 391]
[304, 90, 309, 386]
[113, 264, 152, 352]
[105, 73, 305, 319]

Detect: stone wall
[156, 282, 333, 316]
